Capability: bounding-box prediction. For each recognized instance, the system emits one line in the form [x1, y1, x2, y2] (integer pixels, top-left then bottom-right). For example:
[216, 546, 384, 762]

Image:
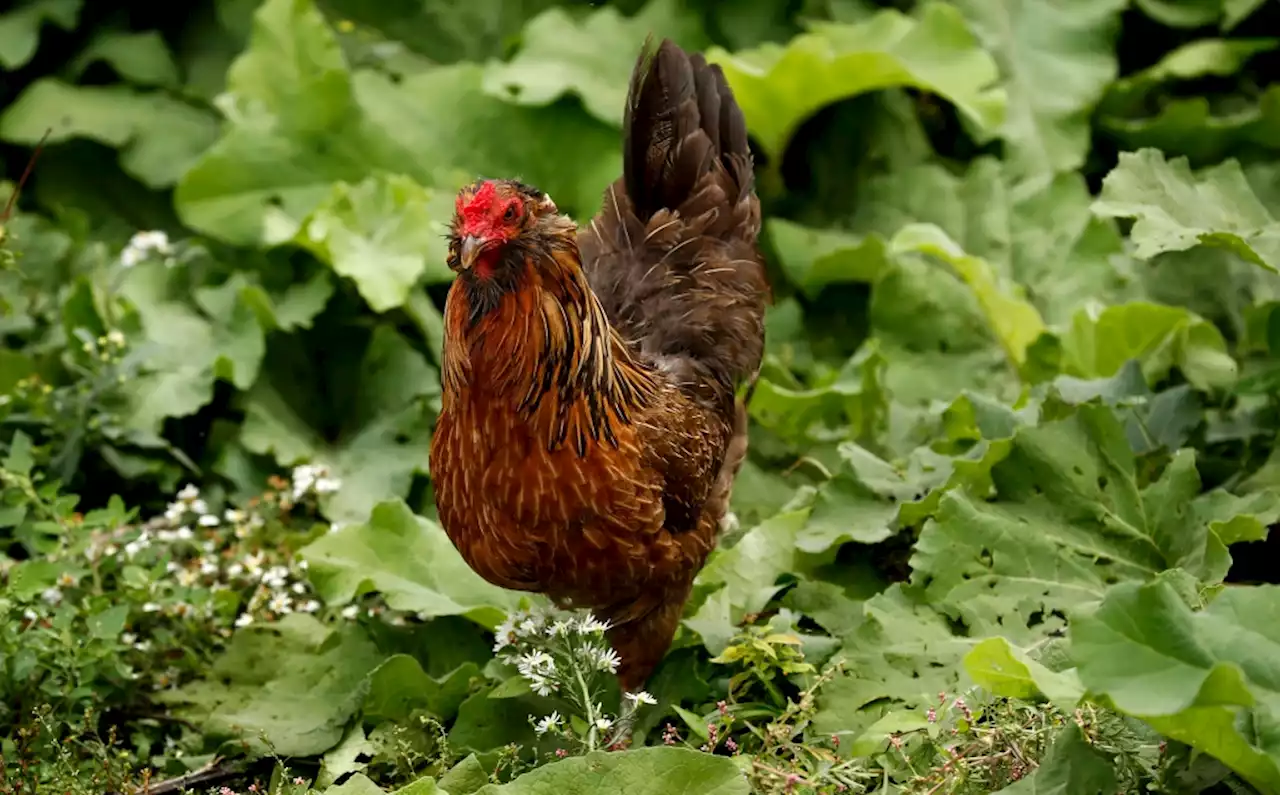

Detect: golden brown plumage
[429, 38, 769, 692]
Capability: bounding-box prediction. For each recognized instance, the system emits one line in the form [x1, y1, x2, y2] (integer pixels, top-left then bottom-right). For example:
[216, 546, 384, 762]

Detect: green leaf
[1060, 301, 1237, 392]
[767, 220, 888, 298]
[176, 0, 619, 248]
[296, 174, 455, 311]
[472, 747, 750, 795]
[240, 324, 437, 525]
[0, 79, 219, 188]
[301, 500, 518, 627]
[707, 2, 1004, 159]
[0, 0, 80, 70]
[964, 637, 1084, 706]
[119, 262, 267, 430]
[694, 507, 810, 619]
[1093, 148, 1280, 273]
[993, 723, 1119, 794]
[890, 223, 1046, 370]
[911, 405, 1238, 645]
[813, 585, 976, 735]
[157, 614, 384, 757]
[1071, 579, 1280, 792]
[87, 604, 131, 641]
[438, 755, 490, 795]
[69, 29, 182, 89]
[362, 654, 479, 723]
[482, 0, 708, 126]
[954, 0, 1126, 180]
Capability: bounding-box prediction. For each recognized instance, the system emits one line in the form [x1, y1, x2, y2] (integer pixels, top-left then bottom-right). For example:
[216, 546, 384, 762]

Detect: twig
[108, 756, 246, 795]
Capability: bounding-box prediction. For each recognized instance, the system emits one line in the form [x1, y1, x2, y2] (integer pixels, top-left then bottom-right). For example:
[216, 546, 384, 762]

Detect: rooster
[429, 38, 769, 693]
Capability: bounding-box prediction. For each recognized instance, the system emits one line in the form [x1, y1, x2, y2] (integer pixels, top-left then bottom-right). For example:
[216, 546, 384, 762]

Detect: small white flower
[535, 711, 563, 735]
[198, 514, 219, 527]
[164, 502, 185, 522]
[190, 499, 208, 515]
[314, 476, 341, 494]
[299, 599, 321, 613]
[121, 632, 137, 645]
[57, 572, 76, 587]
[517, 650, 556, 679]
[341, 605, 359, 620]
[22, 608, 38, 621]
[519, 618, 540, 636]
[41, 586, 63, 605]
[594, 717, 614, 731]
[578, 615, 611, 634]
[177, 483, 199, 501]
[142, 602, 161, 613]
[199, 558, 219, 576]
[268, 592, 293, 614]
[172, 602, 195, 618]
[493, 616, 517, 652]
[234, 613, 254, 627]
[106, 329, 126, 347]
[176, 568, 199, 587]
[174, 525, 194, 541]
[625, 691, 657, 707]
[224, 508, 245, 524]
[227, 562, 244, 578]
[593, 646, 621, 674]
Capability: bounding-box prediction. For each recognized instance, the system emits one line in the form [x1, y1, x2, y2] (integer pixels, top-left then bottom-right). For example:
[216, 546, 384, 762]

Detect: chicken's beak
[459, 235, 484, 271]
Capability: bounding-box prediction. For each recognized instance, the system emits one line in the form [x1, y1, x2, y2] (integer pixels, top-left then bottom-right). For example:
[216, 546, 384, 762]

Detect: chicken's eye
[503, 202, 519, 222]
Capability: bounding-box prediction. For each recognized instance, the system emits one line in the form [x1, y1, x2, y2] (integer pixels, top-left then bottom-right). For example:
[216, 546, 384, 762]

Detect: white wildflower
[163, 502, 185, 522]
[198, 513, 219, 527]
[594, 716, 614, 731]
[224, 508, 246, 524]
[314, 475, 341, 494]
[176, 568, 199, 587]
[199, 558, 219, 576]
[535, 711, 563, 735]
[227, 562, 244, 578]
[57, 572, 76, 587]
[22, 608, 38, 622]
[174, 525, 194, 541]
[578, 615, 611, 634]
[177, 483, 199, 501]
[190, 498, 209, 515]
[41, 587, 62, 605]
[268, 592, 293, 614]
[120, 230, 173, 268]
[235, 613, 254, 628]
[172, 602, 195, 618]
[517, 650, 555, 677]
[624, 691, 657, 707]
[121, 632, 137, 645]
[341, 605, 359, 620]
[299, 599, 321, 613]
[142, 602, 161, 613]
[492, 615, 517, 652]
[593, 646, 621, 674]
[106, 329, 126, 347]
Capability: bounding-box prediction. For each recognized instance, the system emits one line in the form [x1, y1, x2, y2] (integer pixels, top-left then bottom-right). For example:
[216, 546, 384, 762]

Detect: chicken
[429, 38, 769, 692]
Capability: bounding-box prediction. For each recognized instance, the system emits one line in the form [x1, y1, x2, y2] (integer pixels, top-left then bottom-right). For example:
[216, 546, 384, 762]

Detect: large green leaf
[482, 0, 708, 126]
[0, 0, 80, 70]
[295, 174, 456, 311]
[1092, 148, 1280, 273]
[156, 614, 384, 757]
[1071, 579, 1280, 792]
[176, 0, 620, 253]
[301, 500, 518, 627]
[706, 2, 1004, 159]
[0, 79, 219, 188]
[239, 323, 438, 525]
[953, 0, 1126, 180]
[910, 404, 1233, 644]
[473, 747, 750, 795]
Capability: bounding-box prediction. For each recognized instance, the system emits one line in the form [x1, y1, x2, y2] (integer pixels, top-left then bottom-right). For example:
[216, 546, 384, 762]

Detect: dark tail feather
[622, 37, 753, 222]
